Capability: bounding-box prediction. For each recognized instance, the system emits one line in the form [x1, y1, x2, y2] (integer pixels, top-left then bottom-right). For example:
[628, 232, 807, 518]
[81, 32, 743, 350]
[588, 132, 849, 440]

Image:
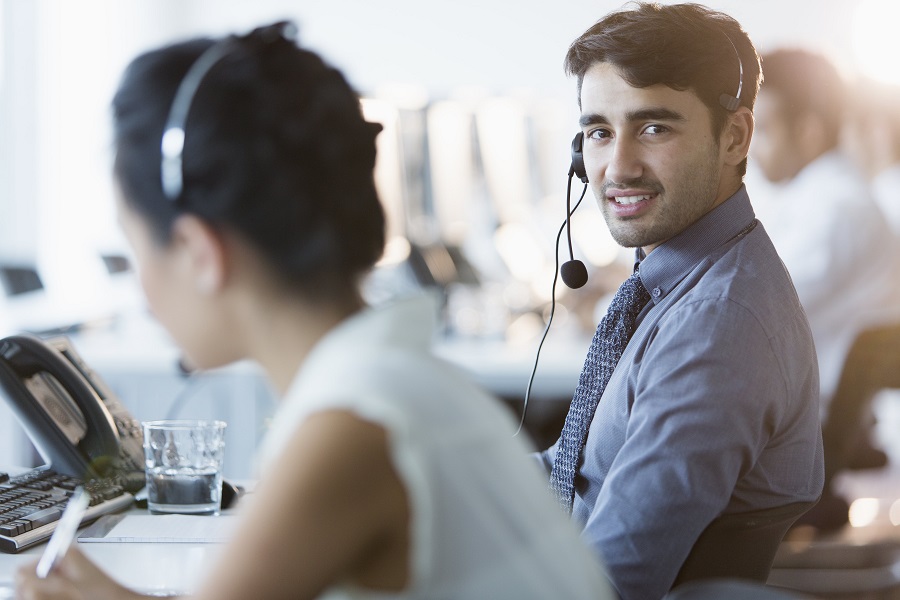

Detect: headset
[718, 34, 745, 112]
[560, 132, 590, 289]
[160, 21, 298, 203]
[516, 37, 745, 434]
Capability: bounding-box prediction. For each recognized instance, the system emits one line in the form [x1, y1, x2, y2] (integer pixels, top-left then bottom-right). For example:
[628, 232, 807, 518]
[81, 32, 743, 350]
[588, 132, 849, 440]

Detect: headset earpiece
[719, 93, 741, 112]
[569, 132, 588, 184]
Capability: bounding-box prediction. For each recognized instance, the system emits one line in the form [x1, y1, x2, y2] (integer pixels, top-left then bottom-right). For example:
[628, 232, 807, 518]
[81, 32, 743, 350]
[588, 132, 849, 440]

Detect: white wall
[172, 0, 868, 97]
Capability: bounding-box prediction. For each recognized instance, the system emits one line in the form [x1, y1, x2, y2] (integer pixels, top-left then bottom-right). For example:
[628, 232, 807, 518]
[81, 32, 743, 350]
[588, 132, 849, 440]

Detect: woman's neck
[241, 291, 365, 396]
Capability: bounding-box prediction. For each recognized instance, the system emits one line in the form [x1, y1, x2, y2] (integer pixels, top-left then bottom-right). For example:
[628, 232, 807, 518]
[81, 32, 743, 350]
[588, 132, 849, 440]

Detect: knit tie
[549, 270, 652, 513]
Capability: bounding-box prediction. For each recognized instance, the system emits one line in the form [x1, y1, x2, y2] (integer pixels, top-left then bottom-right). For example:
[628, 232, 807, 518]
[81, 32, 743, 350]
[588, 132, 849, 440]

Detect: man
[751, 50, 900, 529]
[537, 5, 823, 599]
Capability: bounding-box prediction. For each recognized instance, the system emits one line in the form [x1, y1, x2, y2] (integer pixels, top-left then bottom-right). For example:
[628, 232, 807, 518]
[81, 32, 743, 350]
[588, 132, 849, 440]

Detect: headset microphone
[561, 132, 589, 289]
[515, 139, 589, 435]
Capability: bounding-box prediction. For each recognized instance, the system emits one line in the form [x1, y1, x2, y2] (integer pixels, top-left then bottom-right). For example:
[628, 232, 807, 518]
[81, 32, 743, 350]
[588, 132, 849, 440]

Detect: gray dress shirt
[539, 185, 824, 600]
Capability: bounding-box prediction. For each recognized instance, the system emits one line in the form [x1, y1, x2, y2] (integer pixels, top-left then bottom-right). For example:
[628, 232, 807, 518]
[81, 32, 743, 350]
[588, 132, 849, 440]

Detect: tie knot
[613, 270, 651, 314]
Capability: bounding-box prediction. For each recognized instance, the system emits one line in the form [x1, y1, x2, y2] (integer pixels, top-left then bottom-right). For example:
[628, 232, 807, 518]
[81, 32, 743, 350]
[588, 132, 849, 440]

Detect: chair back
[673, 501, 816, 589]
[822, 322, 900, 483]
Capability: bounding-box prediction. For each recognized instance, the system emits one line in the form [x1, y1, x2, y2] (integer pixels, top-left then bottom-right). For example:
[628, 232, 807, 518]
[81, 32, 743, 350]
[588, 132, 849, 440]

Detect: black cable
[515, 182, 588, 436]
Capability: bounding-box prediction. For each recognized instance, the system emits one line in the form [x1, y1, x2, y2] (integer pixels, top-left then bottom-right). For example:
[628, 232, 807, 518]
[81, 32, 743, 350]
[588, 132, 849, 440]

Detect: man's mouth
[610, 194, 654, 205]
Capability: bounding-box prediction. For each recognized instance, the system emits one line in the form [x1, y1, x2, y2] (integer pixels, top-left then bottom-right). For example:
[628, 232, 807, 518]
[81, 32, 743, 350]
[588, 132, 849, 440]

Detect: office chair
[673, 501, 816, 588]
[821, 322, 900, 485]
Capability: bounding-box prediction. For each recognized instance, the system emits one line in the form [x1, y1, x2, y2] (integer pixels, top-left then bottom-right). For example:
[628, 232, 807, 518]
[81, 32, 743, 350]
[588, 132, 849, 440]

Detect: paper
[78, 514, 239, 544]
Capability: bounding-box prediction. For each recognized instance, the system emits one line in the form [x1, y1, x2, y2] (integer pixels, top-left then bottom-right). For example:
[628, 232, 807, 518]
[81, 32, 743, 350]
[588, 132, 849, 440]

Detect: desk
[0, 506, 231, 595]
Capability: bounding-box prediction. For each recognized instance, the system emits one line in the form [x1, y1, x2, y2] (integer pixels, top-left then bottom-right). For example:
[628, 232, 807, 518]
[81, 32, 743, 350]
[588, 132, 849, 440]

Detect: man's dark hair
[112, 23, 386, 301]
[564, 2, 761, 174]
[759, 49, 846, 149]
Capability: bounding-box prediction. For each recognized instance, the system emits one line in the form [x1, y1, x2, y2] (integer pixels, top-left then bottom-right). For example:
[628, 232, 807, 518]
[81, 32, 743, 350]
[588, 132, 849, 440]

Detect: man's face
[579, 62, 728, 254]
[750, 89, 803, 183]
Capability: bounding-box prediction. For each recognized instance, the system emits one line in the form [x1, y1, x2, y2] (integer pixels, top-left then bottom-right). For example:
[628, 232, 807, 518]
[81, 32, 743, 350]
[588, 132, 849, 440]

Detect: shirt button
[652, 287, 662, 298]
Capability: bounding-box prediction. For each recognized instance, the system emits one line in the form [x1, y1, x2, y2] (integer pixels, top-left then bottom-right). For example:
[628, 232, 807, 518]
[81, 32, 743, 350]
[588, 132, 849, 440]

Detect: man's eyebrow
[579, 107, 687, 128]
[580, 113, 607, 127]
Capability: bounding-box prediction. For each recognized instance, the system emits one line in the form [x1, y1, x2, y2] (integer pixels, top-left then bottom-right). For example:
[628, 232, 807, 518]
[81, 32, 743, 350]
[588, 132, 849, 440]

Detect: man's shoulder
[690, 223, 794, 302]
[667, 226, 806, 336]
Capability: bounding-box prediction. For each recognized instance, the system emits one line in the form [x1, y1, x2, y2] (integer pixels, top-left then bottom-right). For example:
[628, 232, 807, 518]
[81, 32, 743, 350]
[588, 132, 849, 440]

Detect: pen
[35, 487, 90, 579]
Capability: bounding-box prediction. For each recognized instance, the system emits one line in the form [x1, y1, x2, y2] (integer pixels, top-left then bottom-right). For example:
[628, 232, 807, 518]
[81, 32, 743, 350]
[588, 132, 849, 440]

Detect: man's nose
[603, 138, 643, 183]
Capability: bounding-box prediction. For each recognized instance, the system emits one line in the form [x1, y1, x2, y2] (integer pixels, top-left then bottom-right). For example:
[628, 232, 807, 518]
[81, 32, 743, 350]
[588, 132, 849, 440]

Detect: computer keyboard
[0, 466, 134, 552]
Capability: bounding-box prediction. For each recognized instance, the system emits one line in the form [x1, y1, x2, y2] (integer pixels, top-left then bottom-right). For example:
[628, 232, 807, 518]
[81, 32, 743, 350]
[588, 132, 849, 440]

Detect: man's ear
[723, 106, 754, 167]
[170, 214, 227, 294]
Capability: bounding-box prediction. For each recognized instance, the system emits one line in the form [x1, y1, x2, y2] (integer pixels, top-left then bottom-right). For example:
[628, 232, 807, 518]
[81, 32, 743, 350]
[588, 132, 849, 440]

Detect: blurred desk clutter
[0, 284, 598, 472]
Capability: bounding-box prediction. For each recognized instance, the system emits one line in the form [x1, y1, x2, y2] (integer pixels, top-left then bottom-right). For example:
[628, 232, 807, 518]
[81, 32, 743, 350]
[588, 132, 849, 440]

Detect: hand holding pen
[16, 487, 149, 599]
[35, 487, 90, 579]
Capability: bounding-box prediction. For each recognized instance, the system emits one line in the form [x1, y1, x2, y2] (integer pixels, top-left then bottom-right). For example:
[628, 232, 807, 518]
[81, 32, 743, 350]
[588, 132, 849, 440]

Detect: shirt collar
[636, 184, 757, 303]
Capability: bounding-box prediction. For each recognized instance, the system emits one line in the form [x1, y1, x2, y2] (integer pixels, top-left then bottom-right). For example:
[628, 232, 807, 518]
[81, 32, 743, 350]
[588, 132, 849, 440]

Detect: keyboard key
[24, 507, 62, 529]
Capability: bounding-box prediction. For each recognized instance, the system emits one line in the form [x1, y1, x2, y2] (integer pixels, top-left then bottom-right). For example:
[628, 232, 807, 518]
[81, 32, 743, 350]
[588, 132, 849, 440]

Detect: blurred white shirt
[751, 151, 900, 415]
[257, 294, 614, 600]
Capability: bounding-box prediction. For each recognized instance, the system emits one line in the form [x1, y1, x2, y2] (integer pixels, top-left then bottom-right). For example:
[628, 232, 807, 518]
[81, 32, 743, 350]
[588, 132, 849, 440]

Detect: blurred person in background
[843, 78, 900, 236]
[751, 48, 900, 531]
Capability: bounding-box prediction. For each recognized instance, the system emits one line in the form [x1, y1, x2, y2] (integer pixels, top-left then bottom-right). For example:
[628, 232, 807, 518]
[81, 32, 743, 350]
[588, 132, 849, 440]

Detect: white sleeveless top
[256, 295, 613, 600]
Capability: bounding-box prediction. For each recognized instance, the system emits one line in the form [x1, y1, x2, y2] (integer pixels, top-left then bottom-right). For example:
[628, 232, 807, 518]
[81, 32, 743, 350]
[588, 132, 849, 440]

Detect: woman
[16, 22, 610, 600]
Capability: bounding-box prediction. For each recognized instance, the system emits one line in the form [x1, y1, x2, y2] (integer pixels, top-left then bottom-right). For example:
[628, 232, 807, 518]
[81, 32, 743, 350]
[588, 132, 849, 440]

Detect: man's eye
[643, 124, 669, 135]
[587, 128, 611, 140]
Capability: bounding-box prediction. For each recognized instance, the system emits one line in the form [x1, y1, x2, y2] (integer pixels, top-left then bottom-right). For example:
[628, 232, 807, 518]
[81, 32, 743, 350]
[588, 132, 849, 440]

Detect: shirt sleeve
[534, 443, 557, 475]
[582, 296, 788, 600]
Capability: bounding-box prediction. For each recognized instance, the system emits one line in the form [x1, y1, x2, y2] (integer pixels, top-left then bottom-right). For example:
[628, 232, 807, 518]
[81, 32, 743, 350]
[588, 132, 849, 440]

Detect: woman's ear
[170, 214, 228, 294]
[723, 106, 754, 167]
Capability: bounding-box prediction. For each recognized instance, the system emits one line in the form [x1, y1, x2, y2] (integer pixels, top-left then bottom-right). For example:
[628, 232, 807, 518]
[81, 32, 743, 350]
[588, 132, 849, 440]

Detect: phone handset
[0, 334, 122, 480]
